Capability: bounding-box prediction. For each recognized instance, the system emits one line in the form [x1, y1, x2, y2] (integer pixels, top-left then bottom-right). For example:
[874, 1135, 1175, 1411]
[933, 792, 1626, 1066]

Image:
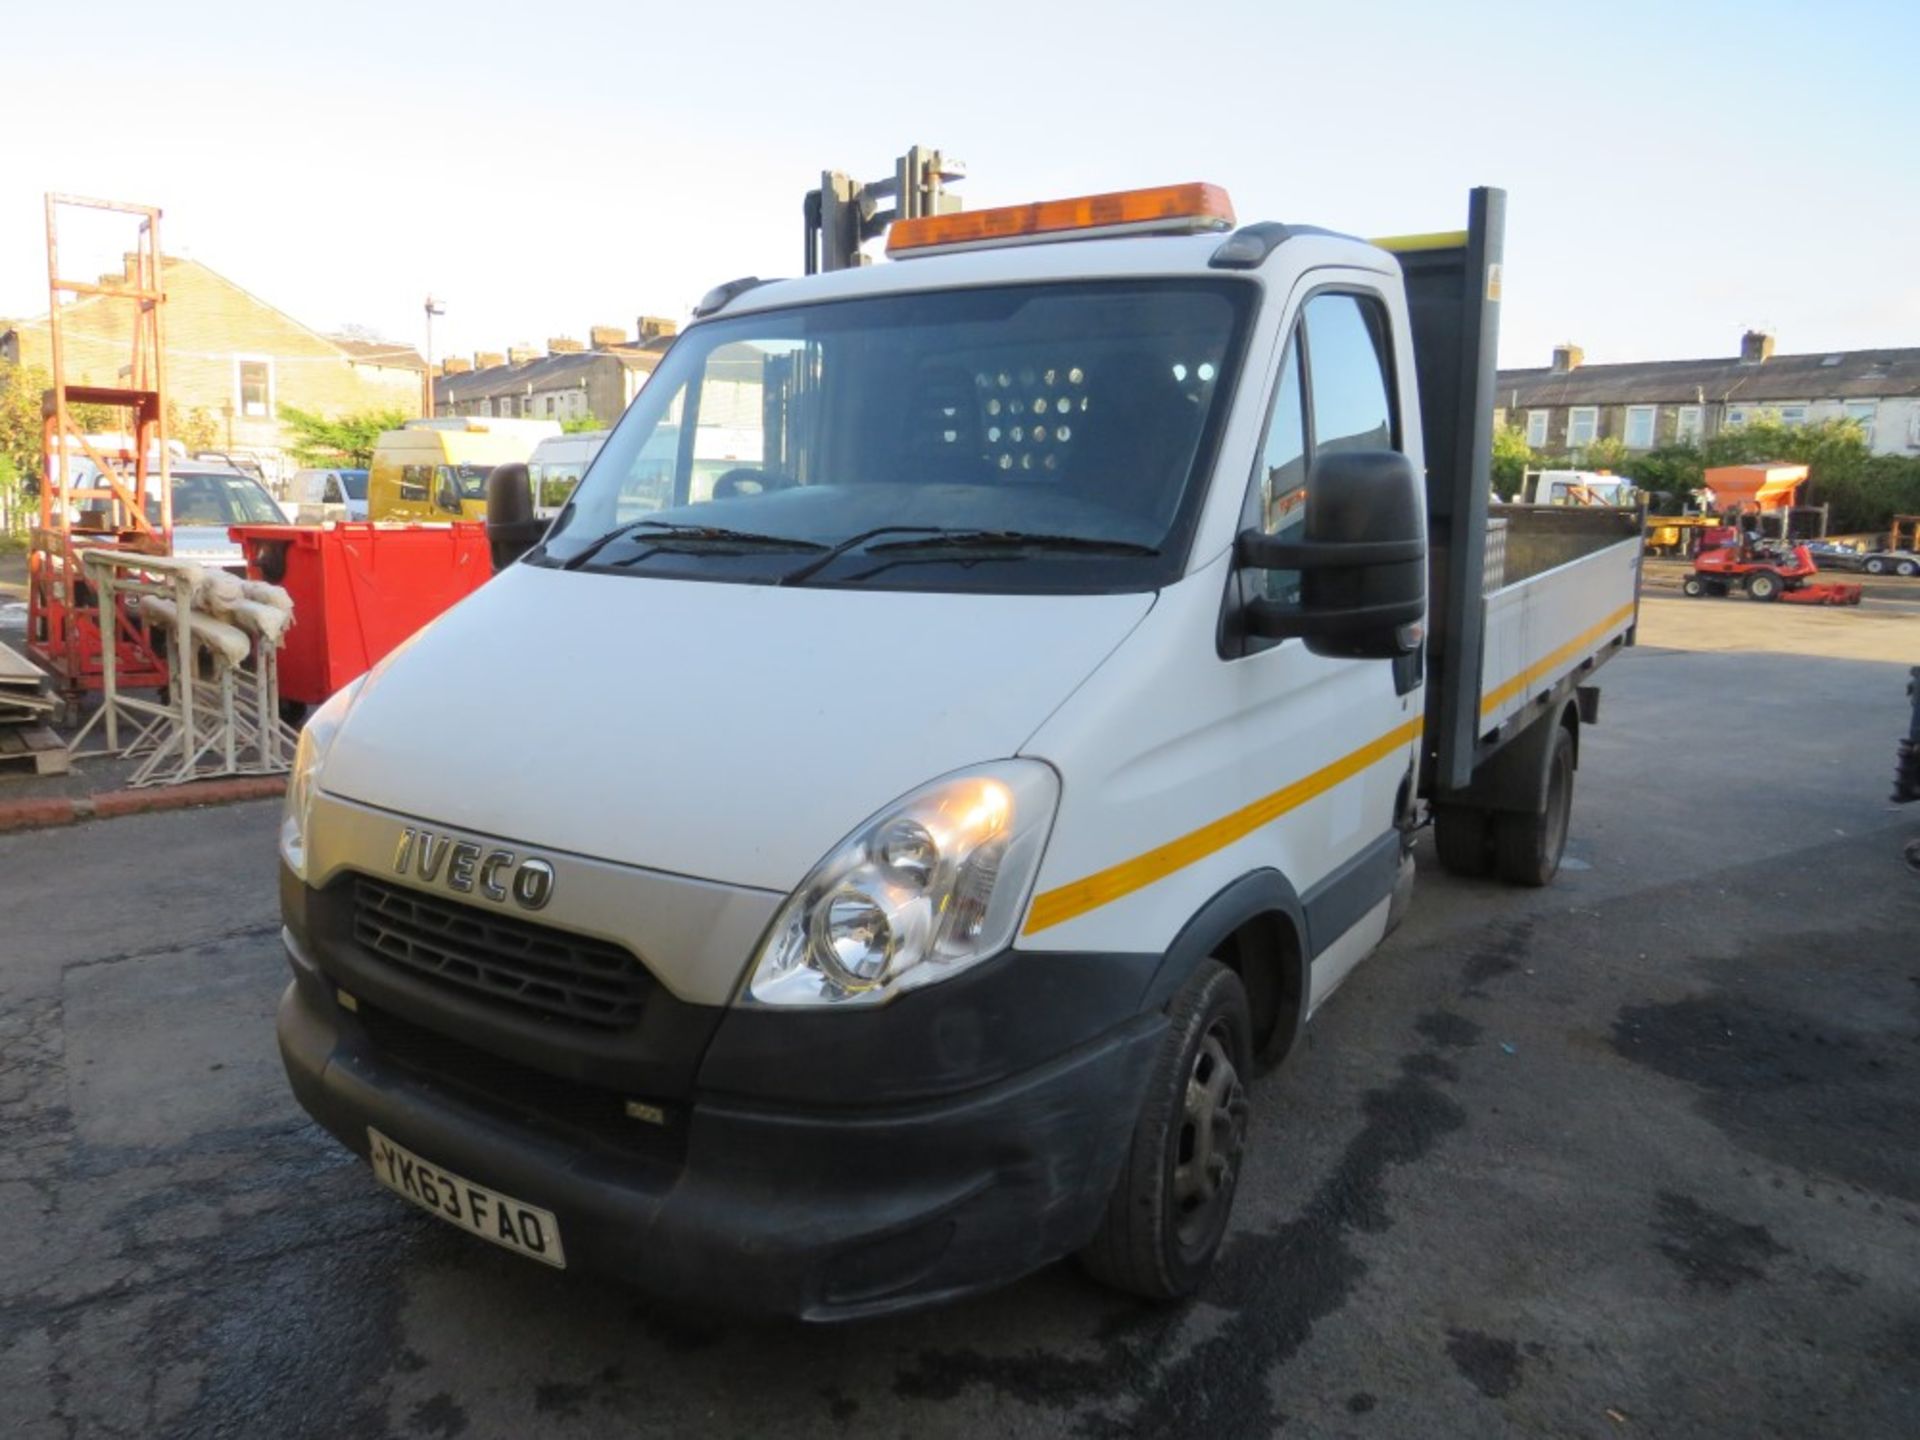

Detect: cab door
[1225, 279, 1423, 1004]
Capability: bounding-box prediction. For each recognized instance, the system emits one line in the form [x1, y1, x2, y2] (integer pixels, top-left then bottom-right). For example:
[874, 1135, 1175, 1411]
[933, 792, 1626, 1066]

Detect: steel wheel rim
[1172, 1022, 1249, 1249]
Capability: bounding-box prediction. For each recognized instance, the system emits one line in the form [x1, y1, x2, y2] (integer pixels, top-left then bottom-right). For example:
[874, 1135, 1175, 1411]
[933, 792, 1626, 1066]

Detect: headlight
[744, 761, 1060, 1008]
[279, 678, 364, 880]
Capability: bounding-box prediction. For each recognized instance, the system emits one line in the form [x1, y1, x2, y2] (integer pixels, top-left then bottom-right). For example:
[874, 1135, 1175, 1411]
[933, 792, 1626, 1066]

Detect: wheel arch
[1141, 870, 1309, 1066]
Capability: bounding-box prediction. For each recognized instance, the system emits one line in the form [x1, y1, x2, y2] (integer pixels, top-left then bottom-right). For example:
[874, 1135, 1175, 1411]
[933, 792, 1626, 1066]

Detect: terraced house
[1, 254, 425, 484]
[1495, 331, 1920, 457]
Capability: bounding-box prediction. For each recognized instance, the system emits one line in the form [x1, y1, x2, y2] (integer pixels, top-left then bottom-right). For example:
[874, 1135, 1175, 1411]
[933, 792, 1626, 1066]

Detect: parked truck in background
[275, 182, 1641, 1317]
[1519, 467, 1640, 507]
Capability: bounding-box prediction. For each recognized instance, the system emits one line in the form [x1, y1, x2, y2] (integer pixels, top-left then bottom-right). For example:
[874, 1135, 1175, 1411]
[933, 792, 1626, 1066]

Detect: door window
[399, 464, 431, 503]
[433, 467, 462, 513]
[1253, 332, 1307, 604]
[1302, 293, 1394, 456]
[1243, 290, 1399, 623]
[322, 476, 343, 504]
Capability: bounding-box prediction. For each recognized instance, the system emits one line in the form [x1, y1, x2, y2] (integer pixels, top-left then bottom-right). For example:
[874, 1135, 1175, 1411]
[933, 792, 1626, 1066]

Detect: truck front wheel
[1079, 958, 1252, 1300]
[1493, 723, 1574, 886]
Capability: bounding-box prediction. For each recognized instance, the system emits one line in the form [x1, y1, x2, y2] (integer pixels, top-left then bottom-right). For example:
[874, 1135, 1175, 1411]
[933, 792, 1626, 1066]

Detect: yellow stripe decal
[1022, 717, 1424, 937]
[1371, 229, 1469, 254]
[1479, 602, 1637, 719]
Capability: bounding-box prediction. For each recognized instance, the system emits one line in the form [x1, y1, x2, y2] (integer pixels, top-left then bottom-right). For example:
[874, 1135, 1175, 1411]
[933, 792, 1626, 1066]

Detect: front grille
[356, 1004, 685, 1165]
[351, 877, 652, 1028]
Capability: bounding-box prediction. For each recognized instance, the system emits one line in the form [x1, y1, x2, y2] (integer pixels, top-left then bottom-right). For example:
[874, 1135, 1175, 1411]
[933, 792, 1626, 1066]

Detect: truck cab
[276, 184, 1639, 1318]
[1521, 467, 1640, 507]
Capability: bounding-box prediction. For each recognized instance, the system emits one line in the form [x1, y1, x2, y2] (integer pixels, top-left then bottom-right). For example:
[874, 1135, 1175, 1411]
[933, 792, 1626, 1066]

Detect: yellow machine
[367, 418, 561, 522]
[1644, 513, 1719, 557]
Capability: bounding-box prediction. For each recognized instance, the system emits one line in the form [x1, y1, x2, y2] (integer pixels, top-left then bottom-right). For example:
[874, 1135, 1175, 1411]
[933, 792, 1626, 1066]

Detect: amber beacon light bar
[887, 182, 1237, 258]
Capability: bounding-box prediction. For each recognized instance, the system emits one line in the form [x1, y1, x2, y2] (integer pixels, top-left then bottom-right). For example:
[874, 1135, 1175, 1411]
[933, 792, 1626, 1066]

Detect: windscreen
[451, 464, 494, 500]
[340, 470, 368, 500]
[538, 280, 1254, 593]
[156, 472, 284, 526]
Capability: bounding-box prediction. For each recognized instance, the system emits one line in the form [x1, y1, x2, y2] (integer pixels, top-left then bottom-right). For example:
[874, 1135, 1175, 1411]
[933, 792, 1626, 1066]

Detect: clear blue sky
[6, 0, 1916, 370]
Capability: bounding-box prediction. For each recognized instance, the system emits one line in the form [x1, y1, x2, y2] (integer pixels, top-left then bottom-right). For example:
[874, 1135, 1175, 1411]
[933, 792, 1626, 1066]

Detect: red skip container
[228, 523, 494, 708]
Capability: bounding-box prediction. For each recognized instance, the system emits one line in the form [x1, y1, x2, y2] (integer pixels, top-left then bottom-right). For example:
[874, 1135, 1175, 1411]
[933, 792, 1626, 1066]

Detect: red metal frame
[26, 194, 174, 697]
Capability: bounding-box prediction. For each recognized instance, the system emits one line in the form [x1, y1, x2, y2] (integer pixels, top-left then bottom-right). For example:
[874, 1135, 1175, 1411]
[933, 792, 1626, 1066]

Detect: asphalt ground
[2, 594, 1918, 1438]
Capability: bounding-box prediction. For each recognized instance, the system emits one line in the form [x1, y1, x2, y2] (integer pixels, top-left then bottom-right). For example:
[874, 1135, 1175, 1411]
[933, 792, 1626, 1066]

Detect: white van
[275, 185, 1640, 1318]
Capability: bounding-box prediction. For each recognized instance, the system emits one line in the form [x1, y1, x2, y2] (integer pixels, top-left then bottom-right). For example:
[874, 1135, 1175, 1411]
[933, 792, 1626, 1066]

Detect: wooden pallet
[0, 725, 70, 776]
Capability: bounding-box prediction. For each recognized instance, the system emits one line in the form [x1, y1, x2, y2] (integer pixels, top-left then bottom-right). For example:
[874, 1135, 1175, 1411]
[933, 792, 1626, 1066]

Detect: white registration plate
[367, 1128, 566, 1269]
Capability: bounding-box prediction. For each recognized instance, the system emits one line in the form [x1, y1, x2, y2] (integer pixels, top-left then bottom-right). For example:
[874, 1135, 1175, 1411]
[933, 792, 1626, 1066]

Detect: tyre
[1493, 723, 1575, 887]
[1681, 574, 1706, 598]
[1865, 557, 1886, 575]
[1080, 959, 1252, 1300]
[1897, 560, 1918, 579]
[1746, 571, 1781, 602]
[1433, 803, 1493, 876]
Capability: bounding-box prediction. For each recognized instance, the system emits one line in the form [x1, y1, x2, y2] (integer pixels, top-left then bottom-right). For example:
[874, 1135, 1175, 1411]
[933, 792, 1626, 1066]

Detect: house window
[1676, 405, 1703, 442]
[1567, 406, 1598, 447]
[1726, 405, 1751, 429]
[497, 395, 517, 418]
[1624, 405, 1656, 449]
[235, 357, 273, 418]
[1844, 400, 1877, 446]
[1526, 409, 1549, 447]
[1776, 404, 1807, 426]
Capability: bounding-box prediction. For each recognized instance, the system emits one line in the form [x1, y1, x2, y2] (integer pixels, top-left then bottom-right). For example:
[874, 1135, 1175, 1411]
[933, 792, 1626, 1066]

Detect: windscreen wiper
[560, 519, 826, 571]
[774, 525, 968, 585]
[862, 529, 1161, 558]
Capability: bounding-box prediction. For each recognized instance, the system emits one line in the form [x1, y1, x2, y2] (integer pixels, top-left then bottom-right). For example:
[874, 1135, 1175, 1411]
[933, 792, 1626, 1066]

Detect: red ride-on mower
[1681, 525, 1864, 606]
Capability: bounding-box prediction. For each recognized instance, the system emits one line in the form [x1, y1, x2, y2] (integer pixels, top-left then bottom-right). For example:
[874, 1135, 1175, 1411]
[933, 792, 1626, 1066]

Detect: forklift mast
[804, 146, 965, 274]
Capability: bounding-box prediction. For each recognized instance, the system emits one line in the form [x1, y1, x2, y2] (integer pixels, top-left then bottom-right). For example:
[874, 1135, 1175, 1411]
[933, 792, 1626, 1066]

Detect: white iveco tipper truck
[276, 182, 1642, 1318]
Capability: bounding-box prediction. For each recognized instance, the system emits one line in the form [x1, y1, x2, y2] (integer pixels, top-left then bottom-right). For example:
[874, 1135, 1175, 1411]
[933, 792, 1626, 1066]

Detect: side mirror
[1235, 449, 1425, 660]
[484, 463, 545, 572]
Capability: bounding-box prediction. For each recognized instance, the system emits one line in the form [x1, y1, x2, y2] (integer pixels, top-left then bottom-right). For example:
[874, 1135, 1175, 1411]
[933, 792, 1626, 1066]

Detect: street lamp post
[424, 295, 446, 417]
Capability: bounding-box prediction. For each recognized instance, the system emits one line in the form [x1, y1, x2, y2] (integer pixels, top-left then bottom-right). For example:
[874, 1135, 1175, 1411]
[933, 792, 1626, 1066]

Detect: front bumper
[278, 928, 1164, 1319]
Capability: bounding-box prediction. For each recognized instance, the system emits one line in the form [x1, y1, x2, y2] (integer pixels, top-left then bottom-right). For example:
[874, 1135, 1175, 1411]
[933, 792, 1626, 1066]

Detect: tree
[0, 362, 43, 492]
[560, 414, 603, 435]
[168, 400, 220, 454]
[1490, 423, 1535, 500]
[1574, 435, 1633, 473]
[279, 404, 411, 469]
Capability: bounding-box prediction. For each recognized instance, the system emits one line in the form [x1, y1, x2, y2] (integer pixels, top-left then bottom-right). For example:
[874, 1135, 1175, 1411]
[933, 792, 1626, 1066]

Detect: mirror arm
[1244, 596, 1425, 643]
[1235, 530, 1425, 571]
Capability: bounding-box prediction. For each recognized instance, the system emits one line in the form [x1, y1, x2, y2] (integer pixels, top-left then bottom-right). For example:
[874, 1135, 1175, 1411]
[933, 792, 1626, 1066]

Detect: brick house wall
[4, 256, 421, 476]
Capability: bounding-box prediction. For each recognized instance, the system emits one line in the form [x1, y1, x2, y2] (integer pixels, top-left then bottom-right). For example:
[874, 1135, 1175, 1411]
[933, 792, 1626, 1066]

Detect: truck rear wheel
[1681, 574, 1706, 598]
[1746, 571, 1782, 602]
[1079, 958, 1251, 1301]
[1433, 804, 1493, 877]
[1493, 724, 1574, 886]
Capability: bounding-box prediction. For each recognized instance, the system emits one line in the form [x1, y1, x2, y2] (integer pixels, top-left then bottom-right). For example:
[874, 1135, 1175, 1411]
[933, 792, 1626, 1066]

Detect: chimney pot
[474, 351, 506, 370]
[636, 315, 679, 343]
[547, 336, 586, 355]
[1739, 329, 1775, 364]
[1551, 343, 1584, 373]
[589, 325, 626, 350]
[507, 346, 537, 365]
